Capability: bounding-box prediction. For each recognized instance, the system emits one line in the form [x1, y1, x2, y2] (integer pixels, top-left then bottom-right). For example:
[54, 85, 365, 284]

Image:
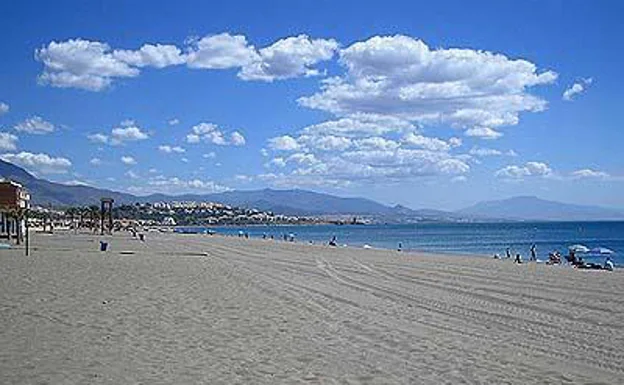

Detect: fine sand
[1, 231, 623, 384]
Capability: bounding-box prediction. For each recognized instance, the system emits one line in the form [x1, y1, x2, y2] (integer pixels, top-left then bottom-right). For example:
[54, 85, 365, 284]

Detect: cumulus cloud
[0, 151, 71, 174]
[158, 145, 185, 153]
[570, 168, 610, 179]
[89, 121, 149, 145]
[89, 157, 102, 166]
[14, 116, 55, 134]
[464, 127, 503, 140]
[299, 35, 555, 135]
[496, 161, 552, 179]
[239, 34, 339, 81]
[129, 175, 231, 195]
[268, 135, 301, 151]
[35, 39, 140, 91]
[265, 113, 469, 185]
[111, 125, 148, 144]
[230, 131, 246, 146]
[469, 147, 502, 156]
[36, 33, 340, 90]
[87, 133, 109, 144]
[0, 132, 18, 151]
[112, 44, 185, 68]
[168, 118, 179, 126]
[186, 33, 258, 70]
[121, 156, 137, 165]
[403, 133, 454, 152]
[0, 102, 8, 115]
[186, 122, 244, 146]
[563, 78, 593, 101]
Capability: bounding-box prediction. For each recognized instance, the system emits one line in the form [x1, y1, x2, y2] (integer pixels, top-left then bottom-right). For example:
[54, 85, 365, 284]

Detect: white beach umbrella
[568, 244, 590, 253]
[589, 247, 614, 255]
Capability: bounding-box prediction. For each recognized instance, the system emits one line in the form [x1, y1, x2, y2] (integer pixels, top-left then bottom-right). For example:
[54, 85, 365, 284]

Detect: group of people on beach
[494, 244, 615, 271]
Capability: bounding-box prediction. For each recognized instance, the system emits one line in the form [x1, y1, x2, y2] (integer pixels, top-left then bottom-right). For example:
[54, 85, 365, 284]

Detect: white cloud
[469, 147, 502, 156]
[403, 133, 452, 152]
[0, 102, 8, 115]
[203, 152, 216, 159]
[186, 122, 243, 146]
[239, 34, 338, 81]
[301, 114, 415, 137]
[14, 116, 55, 134]
[111, 125, 148, 144]
[268, 135, 300, 151]
[496, 161, 552, 179]
[168, 118, 179, 126]
[129, 176, 231, 195]
[158, 145, 185, 153]
[87, 133, 109, 144]
[570, 168, 610, 179]
[299, 35, 555, 135]
[230, 131, 246, 146]
[269, 157, 286, 168]
[563, 78, 592, 101]
[125, 170, 139, 179]
[89, 157, 102, 165]
[0, 151, 71, 174]
[112, 44, 185, 68]
[186, 33, 258, 70]
[35, 39, 140, 91]
[0, 132, 18, 151]
[36, 33, 340, 91]
[354, 137, 399, 151]
[465, 127, 503, 139]
[121, 156, 137, 165]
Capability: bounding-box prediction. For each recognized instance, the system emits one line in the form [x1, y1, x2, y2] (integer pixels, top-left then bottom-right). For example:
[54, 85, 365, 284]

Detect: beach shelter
[589, 247, 614, 255]
[568, 244, 590, 253]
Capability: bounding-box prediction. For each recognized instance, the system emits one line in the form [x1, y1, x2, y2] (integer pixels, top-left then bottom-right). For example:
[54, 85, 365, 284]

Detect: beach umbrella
[589, 247, 614, 255]
[568, 244, 590, 253]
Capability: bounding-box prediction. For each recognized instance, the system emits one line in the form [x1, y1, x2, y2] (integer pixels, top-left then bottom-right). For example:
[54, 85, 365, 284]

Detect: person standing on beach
[506, 247, 511, 259]
[515, 253, 522, 264]
[530, 244, 537, 261]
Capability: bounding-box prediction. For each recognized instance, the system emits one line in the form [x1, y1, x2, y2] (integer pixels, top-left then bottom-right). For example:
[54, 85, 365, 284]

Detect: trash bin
[100, 241, 108, 251]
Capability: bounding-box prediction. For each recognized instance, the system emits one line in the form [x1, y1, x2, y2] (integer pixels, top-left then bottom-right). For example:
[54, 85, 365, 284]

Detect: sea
[185, 221, 623, 267]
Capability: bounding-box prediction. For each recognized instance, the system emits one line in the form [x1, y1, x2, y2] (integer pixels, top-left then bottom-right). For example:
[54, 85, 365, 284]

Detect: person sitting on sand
[515, 253, 522, 264]
[547, 251, 561, 265]
[566, 250, 577, 265]
[329, 236, 337, 247]
[604, 257, 615, 271]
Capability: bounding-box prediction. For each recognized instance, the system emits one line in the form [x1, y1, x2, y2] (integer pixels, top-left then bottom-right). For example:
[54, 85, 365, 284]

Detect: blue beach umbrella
[589, 247, 614, 255]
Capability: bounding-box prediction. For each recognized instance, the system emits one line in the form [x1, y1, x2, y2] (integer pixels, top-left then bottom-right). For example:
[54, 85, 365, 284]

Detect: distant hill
[0, 159, 135, 206]
[458, 196, 624, 221]
[6, 160, 620, 222]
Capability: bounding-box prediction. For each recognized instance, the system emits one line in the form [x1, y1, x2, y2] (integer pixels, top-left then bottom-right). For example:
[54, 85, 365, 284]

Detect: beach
[1, 232, 623, 384]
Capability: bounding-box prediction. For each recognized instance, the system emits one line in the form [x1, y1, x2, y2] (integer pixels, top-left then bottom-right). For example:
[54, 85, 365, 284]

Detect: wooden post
[25, 210, 29, 256]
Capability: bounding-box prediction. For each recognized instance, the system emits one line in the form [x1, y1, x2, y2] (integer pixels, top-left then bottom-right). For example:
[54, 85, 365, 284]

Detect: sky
[0, 0, 623, 210]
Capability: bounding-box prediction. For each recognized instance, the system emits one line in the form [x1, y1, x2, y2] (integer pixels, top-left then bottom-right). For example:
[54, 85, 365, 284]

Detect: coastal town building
[0, 180, 30, 243]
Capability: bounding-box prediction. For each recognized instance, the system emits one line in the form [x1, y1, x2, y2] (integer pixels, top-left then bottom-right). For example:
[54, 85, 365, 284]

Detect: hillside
[0, 159, 135, 206]
[458, 196, 624, 221]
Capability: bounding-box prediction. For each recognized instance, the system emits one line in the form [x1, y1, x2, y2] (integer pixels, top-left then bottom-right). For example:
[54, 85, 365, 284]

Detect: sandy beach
[1, 231, 623, 384]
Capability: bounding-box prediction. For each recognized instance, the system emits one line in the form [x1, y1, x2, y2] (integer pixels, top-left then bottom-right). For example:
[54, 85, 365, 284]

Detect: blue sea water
[201, 222, 624, 267]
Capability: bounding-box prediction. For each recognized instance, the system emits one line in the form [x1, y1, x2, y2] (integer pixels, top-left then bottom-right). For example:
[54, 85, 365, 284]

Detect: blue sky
[0, 0, 622, 210]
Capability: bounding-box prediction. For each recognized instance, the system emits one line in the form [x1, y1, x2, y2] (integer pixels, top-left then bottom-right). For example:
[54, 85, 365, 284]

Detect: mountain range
[2, 159, 623, 222]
